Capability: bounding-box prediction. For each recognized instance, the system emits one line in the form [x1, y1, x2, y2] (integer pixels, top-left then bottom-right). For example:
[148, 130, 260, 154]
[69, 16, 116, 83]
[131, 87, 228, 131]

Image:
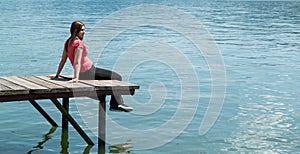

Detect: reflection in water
[26, 127, 57, 154]
[83, 145, 93, 154]
[109, 140, 133, 154]
[61, 128, 94, 154]
[60, 128, 69, 154]
[26, 127, 94, 154]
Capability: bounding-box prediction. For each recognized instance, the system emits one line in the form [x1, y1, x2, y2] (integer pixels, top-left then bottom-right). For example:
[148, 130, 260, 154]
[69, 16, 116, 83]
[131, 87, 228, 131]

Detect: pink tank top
[67, 39, 93, 72]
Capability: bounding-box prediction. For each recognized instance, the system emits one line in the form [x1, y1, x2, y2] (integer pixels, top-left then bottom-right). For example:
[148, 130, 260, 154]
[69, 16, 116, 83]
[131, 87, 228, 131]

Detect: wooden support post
[50, 98, 94, 145]
[61, 98, 69, 153]
[29, 100, 58, 127]
[98, 95, 106, 151]
[62, 97, 69, 129]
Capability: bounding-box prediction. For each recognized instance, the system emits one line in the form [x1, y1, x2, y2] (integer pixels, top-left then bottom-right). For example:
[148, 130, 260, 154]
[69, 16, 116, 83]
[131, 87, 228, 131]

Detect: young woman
[51, 21, 133, 112]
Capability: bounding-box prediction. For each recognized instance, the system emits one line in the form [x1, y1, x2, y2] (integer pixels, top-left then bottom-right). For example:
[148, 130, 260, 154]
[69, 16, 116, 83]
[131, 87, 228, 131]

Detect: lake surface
[0, 0, 299, 153]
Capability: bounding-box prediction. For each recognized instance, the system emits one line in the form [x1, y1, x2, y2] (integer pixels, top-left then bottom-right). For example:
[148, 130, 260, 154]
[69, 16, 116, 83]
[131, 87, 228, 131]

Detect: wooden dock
[0, 75, 139, 147]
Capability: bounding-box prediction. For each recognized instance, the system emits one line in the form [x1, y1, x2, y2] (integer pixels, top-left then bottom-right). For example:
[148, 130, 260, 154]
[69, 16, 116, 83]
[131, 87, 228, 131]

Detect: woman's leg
[93, 67, 122, 81]
[80, 66, 132, 112]
[93, 67, 133, 112]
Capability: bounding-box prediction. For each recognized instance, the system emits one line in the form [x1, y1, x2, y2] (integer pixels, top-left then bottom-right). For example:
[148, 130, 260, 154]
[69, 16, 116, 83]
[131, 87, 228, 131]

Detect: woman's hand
[47, 74, 59, 79]
[68, 77, 79, 83]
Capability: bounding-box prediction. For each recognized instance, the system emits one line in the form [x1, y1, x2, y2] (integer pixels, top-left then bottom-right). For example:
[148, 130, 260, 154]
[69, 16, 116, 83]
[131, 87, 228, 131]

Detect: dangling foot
[109, 104, 133, 112]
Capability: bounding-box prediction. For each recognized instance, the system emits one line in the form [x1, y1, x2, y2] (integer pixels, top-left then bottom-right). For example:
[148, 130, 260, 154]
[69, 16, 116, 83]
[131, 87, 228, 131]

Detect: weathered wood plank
[0, 77, 29, 96]
[79, 80, 108, 89]
[0, 75, 138, 99]
[21, 76, 64, 89]
[1, 76, 49, 94]
[35, 76, 94, 92]
[0, 77, 27, 90]
[111, 80, 139, 88]
[0, 84, 14, 96]
[20, 76, 69, 93]
[79, 80, 139, 91]
[0, 83, 12, 91]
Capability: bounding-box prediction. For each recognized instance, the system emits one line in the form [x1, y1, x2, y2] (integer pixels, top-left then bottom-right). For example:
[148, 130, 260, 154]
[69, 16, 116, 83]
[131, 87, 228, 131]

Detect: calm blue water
[1, 0, 300, 153]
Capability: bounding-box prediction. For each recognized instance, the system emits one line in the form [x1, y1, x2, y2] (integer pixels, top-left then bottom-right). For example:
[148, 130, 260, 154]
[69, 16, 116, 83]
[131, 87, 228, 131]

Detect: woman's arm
[69, 47, 83, 82]
[48, 45, 68, 79]
[54, 47, 68, 78]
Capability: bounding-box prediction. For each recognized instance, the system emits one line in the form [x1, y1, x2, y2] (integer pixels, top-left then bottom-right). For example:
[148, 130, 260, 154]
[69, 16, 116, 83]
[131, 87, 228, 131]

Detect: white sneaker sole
[118, 105, 133, 112]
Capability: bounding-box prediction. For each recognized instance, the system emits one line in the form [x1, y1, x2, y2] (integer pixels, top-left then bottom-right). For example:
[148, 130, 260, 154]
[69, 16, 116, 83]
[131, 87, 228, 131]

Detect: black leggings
[79, 65, 123, 107]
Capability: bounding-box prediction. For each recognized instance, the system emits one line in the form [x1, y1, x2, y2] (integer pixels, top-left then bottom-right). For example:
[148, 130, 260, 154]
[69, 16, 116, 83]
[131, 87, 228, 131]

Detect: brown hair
[65, 21, 85, 52]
